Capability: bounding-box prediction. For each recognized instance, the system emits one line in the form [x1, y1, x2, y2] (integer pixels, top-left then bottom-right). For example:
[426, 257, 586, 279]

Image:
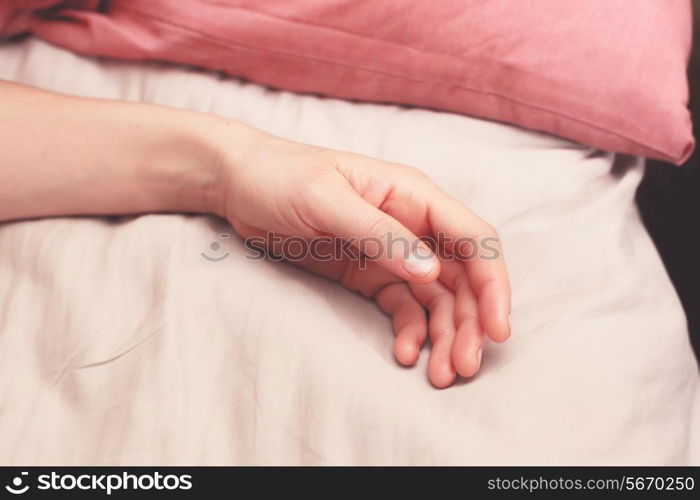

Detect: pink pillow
[0, 0, 63, 37]
[12, 0, 696, 164]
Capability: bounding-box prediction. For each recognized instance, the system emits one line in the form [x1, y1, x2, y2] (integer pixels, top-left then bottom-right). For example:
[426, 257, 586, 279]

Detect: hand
[209, 129, 511, 387]
[0, 82, 507, 388]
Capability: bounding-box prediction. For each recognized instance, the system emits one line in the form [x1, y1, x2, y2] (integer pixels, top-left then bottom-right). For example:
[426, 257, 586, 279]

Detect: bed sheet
[0, 38, 698, 465]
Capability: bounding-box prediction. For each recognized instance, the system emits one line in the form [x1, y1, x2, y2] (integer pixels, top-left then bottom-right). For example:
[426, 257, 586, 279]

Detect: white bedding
[0, 38, 698, 465]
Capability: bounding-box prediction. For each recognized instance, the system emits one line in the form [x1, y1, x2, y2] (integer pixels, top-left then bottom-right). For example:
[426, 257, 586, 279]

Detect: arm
[0, 80, 511, 387]
[0, 80, 241, 220]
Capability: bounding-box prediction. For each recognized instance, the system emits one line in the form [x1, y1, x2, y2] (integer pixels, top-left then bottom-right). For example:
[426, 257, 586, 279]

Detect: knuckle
[408, 165, 430, 180]
[480, 221, 499, 239]
[427, 291, 454, 311]
[430, 327, 454, 340]
[409, 168, 436, 188]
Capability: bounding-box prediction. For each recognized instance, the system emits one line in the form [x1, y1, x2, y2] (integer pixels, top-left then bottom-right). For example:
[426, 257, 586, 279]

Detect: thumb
[314, 186, 440, 283]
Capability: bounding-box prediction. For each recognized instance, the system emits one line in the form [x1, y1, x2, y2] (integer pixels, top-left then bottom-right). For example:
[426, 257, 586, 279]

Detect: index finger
[428, 195, 511, 342]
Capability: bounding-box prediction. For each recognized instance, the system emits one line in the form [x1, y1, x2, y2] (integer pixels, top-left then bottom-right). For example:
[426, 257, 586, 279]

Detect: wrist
[0, 83, 265, 222]
[195, 114, 268, 218]
[134, 106, 264, 218]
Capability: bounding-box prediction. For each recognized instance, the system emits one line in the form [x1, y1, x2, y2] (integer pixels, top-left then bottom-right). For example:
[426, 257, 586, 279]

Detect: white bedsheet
[0, 38, 698, 465]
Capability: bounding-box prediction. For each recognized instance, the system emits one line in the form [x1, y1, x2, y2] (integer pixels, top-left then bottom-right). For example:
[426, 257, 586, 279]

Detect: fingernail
[475, 348, 483, 370]
[403, 243, 436, 277]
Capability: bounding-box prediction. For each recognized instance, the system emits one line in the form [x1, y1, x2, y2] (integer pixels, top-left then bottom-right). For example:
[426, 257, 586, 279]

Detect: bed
[0, 37, 698, 465]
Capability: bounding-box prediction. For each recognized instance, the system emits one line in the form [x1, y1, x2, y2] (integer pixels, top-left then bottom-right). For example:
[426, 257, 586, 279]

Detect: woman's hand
[209, 128, 511, 387]
[0, 81, 510, 387]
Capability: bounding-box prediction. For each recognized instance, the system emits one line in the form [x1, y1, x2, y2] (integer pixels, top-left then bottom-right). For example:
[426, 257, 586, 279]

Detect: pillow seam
[116, 2, 688, 162]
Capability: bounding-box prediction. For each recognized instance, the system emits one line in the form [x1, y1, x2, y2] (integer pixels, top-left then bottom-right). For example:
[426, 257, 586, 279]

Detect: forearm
[0, 81, 252, 221]
[0, 82, 512, 386]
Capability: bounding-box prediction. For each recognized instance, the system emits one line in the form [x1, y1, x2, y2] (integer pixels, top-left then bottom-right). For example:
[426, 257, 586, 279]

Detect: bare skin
[0, 81, 511, 388]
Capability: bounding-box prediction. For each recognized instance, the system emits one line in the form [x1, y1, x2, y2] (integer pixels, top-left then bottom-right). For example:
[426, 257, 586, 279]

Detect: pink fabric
[4, 0, 695, 164]
[0, 0, 62, 37]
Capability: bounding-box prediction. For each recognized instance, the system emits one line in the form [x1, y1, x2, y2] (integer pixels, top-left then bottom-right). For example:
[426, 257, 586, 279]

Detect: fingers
[234, 218, 403, 295]
[428, 196, 511, 343]
[444, 262, 484, 377]
[240, 220, 432, 370]
[438, 259, 484, 377]
[336, 155, 510, 343]
[308, 181, 441, 284]
[410, 280, 457, 389]
[375, 283, 427, 366]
